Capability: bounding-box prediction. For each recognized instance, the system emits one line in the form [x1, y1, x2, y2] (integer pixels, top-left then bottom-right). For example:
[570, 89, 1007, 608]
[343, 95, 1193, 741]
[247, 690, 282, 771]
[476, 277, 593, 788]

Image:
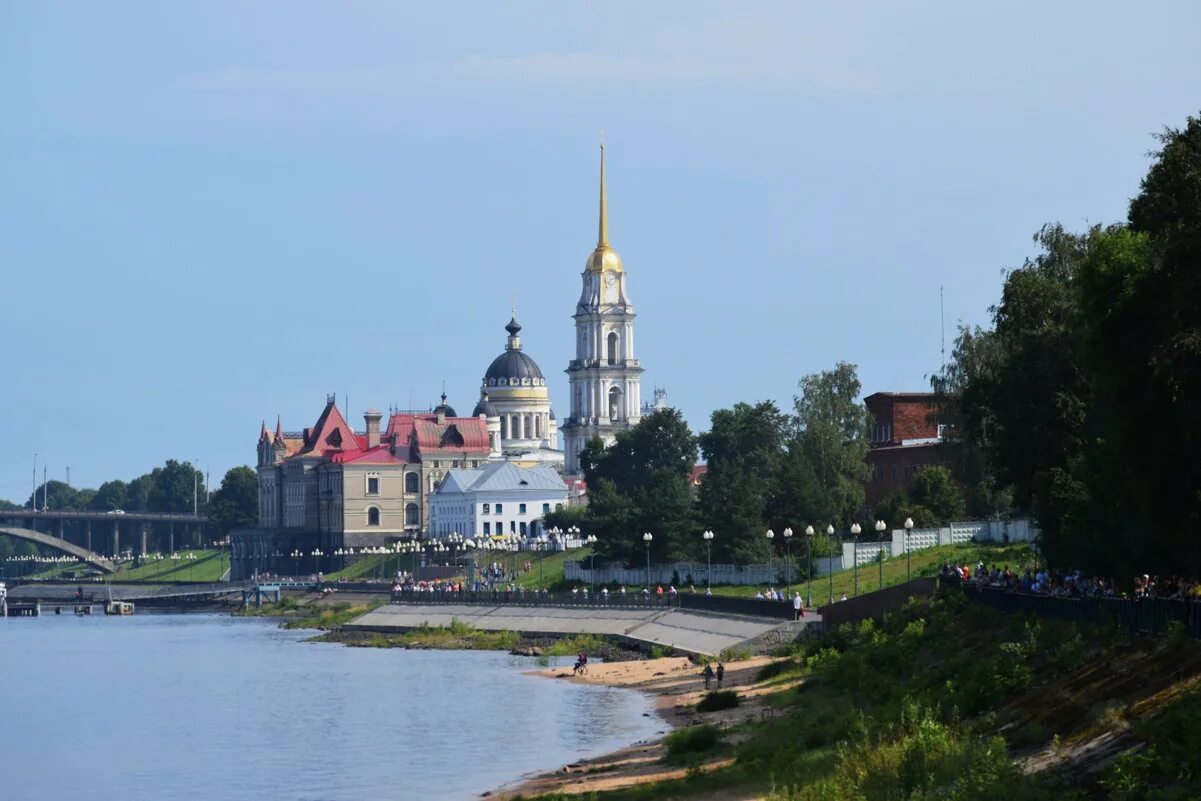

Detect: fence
[387, 587, 796, 620]
[564, 561, 799, 587]
[840, 518, 1040, 570]
[955, 582, 1201, 639]
[819, 577, 938, 629]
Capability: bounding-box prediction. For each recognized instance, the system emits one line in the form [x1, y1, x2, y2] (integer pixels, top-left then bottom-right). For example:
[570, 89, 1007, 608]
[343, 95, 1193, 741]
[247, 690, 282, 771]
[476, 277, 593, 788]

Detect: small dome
[433, 392, 457, 417]
[485, 350, 544, 382]
[505, 317, 521, 336]
[473, 392, 499, 418]
[586, 244, 623, 274]
[548, 407, 556, 420]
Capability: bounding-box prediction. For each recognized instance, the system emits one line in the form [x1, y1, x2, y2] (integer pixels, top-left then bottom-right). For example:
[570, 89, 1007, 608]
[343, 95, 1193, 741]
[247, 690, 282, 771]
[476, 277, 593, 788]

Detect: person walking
[702, 663, 714, 690]
[792, 591, 803, 621]
[716, 662, 725, 688]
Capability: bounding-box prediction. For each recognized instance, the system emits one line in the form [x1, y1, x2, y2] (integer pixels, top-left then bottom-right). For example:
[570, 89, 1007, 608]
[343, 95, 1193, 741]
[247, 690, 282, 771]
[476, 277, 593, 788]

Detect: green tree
[698, 401, 791, 563]
[146, 460, 207, 514]
[583, 409, 698, 565]
[88, 480, 129, 512]
[794, 362, 870, 526]
[25, 480, 86, 511]
[208, 467, 258, 537]
[908, 466, 965, 525]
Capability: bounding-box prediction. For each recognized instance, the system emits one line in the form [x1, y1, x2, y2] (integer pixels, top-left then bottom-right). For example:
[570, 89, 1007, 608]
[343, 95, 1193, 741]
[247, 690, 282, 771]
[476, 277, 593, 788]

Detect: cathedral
[561, 143, 644, 474]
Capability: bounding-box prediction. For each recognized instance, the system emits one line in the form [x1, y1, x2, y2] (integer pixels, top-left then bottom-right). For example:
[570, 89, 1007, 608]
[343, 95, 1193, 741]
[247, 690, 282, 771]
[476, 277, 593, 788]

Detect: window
[607, 331, 618, 364]
[367, 507, 380, 526]
[367, 476, 380, 495]
[496, 503, 503, 514]
[542, 503, 551, 514]
[484, 522, 491, 535]
[482, 503, 490, 514]
[405, 472, 419, 493]
[519, 503, 527, 514]
[556, 503, 563, 511]
[519, 522, 527, 536]
[405, 503, 419, 526]
[509, 520, 516, 533]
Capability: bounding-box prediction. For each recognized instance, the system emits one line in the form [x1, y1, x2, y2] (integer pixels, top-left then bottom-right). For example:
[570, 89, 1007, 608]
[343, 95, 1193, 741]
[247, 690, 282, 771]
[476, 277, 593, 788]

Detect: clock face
[604, 272, 617, 288]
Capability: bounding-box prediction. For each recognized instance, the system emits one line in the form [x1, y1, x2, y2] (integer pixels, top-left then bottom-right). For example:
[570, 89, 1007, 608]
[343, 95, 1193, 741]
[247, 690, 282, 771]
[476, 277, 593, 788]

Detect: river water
[0, 614, 664, 801]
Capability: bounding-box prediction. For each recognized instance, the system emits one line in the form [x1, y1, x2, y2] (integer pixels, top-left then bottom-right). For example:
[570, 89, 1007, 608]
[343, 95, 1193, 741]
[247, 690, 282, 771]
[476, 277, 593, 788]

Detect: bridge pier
[140, 523, 148, 557]
[57, 519, 65, 540]
[86, 520, 92, 552]
[169, 522, 174, 555]
[112, 520, 119, 557]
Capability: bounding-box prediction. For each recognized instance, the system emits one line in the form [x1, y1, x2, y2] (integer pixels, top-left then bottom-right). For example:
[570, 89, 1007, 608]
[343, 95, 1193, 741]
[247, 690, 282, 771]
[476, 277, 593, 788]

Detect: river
[0, 613, 665, 801]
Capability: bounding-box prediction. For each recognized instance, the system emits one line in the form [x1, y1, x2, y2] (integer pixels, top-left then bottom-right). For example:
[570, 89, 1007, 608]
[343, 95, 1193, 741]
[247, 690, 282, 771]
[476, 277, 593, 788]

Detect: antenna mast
[940, 286, 946, 372]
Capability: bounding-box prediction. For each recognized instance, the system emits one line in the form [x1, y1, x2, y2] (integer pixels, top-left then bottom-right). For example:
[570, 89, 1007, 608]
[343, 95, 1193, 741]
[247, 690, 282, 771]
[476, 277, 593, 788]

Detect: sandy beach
[487, 656, 783, 800]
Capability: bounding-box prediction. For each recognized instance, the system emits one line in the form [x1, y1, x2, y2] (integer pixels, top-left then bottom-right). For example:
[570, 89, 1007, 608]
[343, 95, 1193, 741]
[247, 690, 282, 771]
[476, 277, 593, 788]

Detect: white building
[427, 462, 568, 540]
[562, 143, 644, 475]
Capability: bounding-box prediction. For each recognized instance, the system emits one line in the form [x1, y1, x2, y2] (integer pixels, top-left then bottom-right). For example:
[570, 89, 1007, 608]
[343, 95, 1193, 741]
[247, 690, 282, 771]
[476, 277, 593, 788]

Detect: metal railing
[386, 588, 795, 619]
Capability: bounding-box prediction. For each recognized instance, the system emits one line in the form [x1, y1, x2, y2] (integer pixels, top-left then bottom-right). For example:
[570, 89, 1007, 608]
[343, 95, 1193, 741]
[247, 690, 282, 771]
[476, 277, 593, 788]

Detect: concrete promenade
[346, 603, 811, 656]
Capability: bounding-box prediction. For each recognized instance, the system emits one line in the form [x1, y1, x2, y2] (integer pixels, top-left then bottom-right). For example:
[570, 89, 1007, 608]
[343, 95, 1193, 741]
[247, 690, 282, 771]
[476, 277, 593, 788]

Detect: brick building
[863, 392, 946, 507]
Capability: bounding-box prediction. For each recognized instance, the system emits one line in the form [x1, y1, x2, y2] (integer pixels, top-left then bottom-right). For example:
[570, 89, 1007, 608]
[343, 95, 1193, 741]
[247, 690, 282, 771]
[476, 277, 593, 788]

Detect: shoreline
[488, 656, 775, 800]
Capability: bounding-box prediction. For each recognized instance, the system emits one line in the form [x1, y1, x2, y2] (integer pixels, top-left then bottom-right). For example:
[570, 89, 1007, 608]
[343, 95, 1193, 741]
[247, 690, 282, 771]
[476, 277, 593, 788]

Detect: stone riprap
[345, 603, 805, 656]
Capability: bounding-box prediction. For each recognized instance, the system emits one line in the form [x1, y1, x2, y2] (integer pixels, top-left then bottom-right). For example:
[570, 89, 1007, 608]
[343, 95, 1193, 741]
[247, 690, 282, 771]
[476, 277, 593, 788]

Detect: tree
[794, 363, 871, 526]
[908, 466, 965, 525]
[25, 480, 86, 511]
[88, 480, 129, 512]
[207, 467, 258, 537]
[583, 408, 698, 565]
[698, 402, 791, 563]
[146, 460, 207, 514]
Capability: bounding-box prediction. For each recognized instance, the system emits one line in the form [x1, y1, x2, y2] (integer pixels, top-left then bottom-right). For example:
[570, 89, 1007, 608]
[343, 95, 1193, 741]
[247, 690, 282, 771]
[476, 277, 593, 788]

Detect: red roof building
[863, 392, 947, 507]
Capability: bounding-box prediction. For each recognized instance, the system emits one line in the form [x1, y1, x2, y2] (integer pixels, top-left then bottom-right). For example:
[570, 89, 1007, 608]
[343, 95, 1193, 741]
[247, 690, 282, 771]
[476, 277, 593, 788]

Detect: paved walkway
[346, 603, 814, 656]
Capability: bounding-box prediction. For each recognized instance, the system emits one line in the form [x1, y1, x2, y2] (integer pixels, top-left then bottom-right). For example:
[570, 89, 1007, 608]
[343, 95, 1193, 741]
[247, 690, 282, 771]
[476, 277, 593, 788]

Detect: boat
[103, 583, 134, 616]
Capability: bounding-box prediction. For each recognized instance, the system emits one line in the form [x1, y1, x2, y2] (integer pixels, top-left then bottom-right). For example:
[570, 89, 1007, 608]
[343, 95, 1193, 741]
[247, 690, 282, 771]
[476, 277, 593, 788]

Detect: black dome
[473, 393, 499, 417]
[433, 392, 457, 417]
[485, 350, 544, 383]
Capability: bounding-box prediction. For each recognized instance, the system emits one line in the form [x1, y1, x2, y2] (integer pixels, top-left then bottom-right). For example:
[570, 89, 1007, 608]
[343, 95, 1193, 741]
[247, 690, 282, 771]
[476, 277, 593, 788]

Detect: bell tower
[562, 142, 644, 475]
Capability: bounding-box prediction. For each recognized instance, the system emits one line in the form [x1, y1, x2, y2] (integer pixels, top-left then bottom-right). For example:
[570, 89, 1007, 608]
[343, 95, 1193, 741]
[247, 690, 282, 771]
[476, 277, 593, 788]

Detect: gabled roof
[434, 462, 566, 495]
[298, 399, 360, 457]
[414, 417, 491, 452]
[331, 448, 408, 465]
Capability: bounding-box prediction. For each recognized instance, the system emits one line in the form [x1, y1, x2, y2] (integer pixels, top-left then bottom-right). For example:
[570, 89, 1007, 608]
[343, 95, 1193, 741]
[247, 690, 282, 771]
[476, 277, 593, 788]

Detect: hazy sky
[2, 2, 1199, 501]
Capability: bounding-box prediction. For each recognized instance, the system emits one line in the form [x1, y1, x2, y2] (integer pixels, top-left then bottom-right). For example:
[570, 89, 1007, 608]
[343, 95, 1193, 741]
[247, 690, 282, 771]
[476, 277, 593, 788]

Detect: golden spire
[585, 134, 623, 273]
[598, 136, 608, 247]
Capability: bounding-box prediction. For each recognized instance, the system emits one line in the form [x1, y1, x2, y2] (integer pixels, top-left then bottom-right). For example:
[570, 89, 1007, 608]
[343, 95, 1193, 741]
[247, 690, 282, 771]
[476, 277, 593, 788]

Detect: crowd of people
[941, 561, 1201, 600]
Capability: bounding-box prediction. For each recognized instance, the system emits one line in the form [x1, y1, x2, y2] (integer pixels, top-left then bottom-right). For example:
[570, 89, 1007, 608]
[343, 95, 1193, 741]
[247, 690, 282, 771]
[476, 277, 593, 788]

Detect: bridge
[0, 510, 209, 562]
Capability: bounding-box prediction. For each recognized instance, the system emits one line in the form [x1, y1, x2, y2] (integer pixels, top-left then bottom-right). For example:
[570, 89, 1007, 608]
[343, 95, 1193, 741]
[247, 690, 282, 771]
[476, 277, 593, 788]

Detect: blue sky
[2, 1, 1199, 500]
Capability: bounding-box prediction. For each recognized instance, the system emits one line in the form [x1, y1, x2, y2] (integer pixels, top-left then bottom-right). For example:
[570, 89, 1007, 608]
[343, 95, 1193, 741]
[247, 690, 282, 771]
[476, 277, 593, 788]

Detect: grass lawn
[110, 549, 230, 582]
[703, 541, 1036, 604]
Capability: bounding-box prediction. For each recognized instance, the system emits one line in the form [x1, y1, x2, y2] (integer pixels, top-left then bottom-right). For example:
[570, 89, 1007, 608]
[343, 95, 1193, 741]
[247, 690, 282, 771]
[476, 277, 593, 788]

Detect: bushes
[663, 724, 722, 764]
[696, 690, 740, 712]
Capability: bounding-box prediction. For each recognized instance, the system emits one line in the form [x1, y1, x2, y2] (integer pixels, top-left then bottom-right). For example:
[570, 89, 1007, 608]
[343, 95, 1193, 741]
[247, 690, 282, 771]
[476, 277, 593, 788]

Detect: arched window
[405, 503, 419, 526]
[608, 386, 622, 421]
[405, 472, 419, 493]
[367, 507, 381, 526]
[607, 331, 619, 364]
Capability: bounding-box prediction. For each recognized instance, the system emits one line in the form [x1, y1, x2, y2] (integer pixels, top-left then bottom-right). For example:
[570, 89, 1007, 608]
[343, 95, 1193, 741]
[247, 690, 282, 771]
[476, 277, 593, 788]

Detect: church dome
[585, 244, 623, 274]
[472, 392, 499, 418]
[485, 351, 544, 383]
[484, 315, 546, 386]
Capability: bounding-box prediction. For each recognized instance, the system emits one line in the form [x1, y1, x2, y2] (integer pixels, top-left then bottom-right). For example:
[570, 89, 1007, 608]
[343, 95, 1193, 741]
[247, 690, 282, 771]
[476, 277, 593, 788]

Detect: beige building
[254, 395, 492, 549]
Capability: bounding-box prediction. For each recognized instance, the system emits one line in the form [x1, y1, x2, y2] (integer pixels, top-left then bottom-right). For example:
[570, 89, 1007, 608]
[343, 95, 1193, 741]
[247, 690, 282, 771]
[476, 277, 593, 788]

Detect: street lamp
[642, 532, 653, 589]
[850, 523, 861, 596]
[804, 525, 814, 608]
[782, 527, 794, 593]
[904, 517, 914, 582]
[312, 548, 324, 577]
[585, 534, 598, 593]
[875, 519, 887, 590]
[826, 524, 835, 604]
[765, 529, 775, 590]
[291, 548, 302, 577]
[702, 530, 715, 588]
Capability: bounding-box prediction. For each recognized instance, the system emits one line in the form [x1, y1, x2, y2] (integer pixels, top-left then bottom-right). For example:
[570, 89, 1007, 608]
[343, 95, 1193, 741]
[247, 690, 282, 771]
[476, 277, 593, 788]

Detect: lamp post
[765, 529, 775, 590]
[804, 526, 814, 608]
[291, 548, 302, 577]
[782, 527, 794, 593]
[312, 548, 324, 578]
[538, 533, 550, 588]
[642, 532, 653, 589]
[585, 534, 598, 593]
[904, 517, 914, 582]
[850, 523, 861, 596]
[826, 525, 835, 603]
[702, 530, 714, 588]
[875, 519, 887, 590]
